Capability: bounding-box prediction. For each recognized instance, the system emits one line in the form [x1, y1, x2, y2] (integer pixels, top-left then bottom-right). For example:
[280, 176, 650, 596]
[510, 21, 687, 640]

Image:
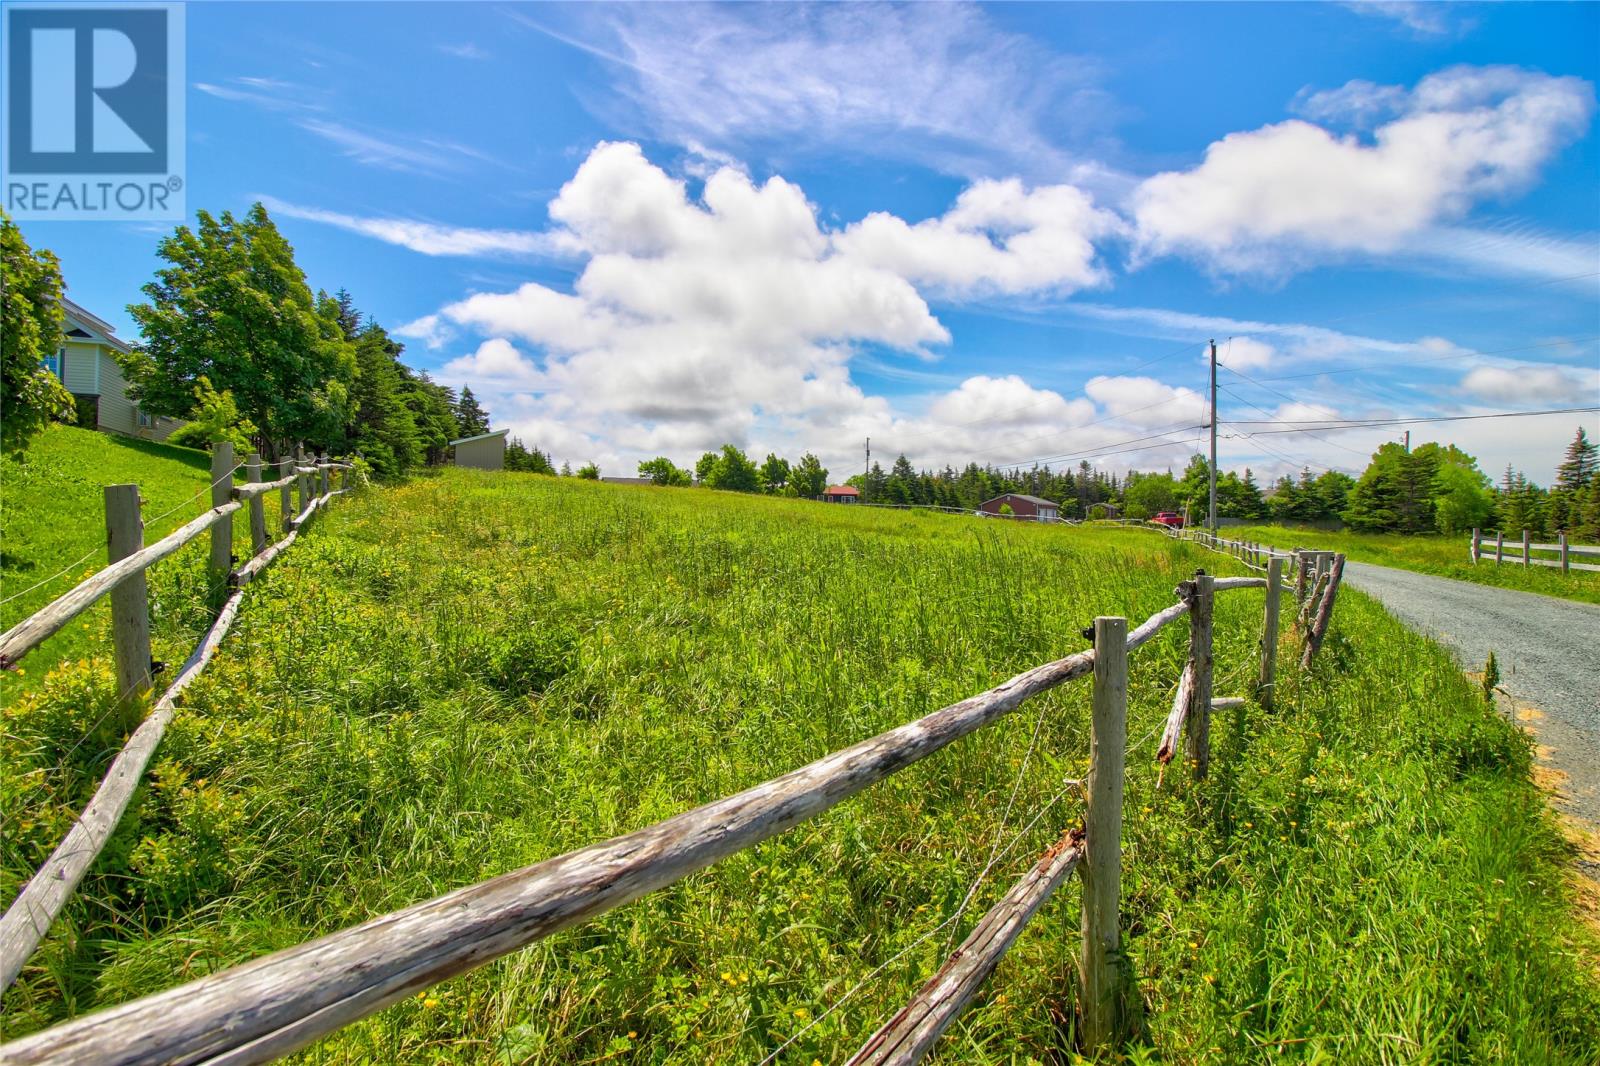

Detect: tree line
[632, 429, 1600, 540]
[1, 205, 495, 480]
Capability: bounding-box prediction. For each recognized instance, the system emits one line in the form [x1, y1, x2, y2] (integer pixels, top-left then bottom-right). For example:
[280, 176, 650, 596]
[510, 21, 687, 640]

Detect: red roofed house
[823, 485, 859, 503]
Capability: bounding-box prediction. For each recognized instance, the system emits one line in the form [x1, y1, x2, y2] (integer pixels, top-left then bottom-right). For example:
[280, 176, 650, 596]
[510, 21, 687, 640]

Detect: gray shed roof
[448, 429, 509, 446]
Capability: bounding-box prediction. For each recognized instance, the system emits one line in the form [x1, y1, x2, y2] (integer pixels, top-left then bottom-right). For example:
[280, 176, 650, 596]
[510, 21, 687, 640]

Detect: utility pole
[1402, 430, 1410, 453]
[865, 436, 871, 482]
[1208, 338, 1218, 532]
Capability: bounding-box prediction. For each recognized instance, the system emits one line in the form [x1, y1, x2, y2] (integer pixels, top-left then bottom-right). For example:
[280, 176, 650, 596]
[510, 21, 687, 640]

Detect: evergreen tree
[347, 322, 422, 478]
[454, 386, 490, 436]
[506, 438, 556, 474]
[1556, 428, 1598, 492]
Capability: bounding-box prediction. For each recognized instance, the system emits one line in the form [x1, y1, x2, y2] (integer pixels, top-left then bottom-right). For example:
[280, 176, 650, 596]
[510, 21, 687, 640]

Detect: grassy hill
[3, 470, 1597, 1061]
[1218, 523, 1600, 605]
[0, 425, 282, 697]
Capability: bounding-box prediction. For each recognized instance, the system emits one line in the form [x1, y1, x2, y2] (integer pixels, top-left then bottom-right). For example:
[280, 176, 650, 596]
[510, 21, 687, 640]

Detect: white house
[45, 298, 183, 441]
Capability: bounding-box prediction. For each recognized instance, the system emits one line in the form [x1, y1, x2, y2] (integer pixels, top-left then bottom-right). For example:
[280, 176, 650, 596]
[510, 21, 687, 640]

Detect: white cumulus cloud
[1133, 66, 1594, 276]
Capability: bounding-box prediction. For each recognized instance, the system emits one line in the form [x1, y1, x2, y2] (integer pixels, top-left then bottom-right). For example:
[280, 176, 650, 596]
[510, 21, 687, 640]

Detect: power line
[1225, 406, 1599, 433]
[1245, 335, 1600, 384]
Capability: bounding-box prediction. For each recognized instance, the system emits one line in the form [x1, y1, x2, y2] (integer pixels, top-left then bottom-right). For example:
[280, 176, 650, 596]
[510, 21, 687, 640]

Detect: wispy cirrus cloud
[437, 42, 489, 60]
[518, 2, 1124, 183]
[1341, 1, 1475, 39]
[260, 197, 556, 257]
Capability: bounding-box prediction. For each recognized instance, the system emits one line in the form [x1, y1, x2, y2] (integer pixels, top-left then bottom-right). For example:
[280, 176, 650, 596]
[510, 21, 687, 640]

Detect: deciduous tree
[1, 211, 74, 453]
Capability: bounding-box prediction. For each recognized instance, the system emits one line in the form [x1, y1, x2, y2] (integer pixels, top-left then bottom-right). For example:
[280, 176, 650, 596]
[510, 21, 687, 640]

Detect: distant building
[823, 485, 860, 503]
[979, 493, 1060, 522]
[600, 476, 654, 486]
[44, 298, 183, 441]
[450, 429, 509, 470]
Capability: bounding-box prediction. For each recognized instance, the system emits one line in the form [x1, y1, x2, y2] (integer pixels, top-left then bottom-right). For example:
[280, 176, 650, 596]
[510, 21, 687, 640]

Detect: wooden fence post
[1495, 531, 1504, 564]
[320, 461, 329, 499]
[1470, 527, 1480, 563]
[1302, 554, 1345, 668]
[104, 485, 152, 724]
[1522, 528, 1531, 568]
[1560, 532, 1569, 573]
[1258, 556, 1282, 712]
[1080, 615, 1127, 1053]
[1185, 570, 1214, 778]
[246, 452, 268, 557]
[279, 458, 294, 532]
[296, 446, 309, 513]
[209, 442, 235, 586]
[1294, 551, 1310, 602]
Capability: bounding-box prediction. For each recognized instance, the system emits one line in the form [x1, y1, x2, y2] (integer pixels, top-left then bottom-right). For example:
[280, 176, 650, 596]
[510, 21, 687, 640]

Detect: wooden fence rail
[1469, 528, 1600, 573]
[0, 452, 355, 991]
[0, 555, 1308, 1066]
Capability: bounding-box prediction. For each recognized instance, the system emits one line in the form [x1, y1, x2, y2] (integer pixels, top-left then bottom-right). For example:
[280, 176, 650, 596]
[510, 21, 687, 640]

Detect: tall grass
[2, 472, 1595, 1062]
[1221, 523, 1600, 605]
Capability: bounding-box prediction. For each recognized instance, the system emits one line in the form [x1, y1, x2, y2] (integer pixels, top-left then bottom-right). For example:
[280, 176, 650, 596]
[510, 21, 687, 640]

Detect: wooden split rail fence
[0, 443, 355, 992]
[1469, 527, 1600, 573]
[0, 540, 1344, 1066]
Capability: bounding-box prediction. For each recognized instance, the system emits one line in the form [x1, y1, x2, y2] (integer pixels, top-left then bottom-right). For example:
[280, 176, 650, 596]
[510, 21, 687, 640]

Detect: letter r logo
[6, 6, 170, 173]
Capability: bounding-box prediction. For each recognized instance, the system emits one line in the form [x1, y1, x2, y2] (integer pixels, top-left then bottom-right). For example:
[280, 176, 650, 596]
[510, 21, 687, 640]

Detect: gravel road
[1341, 561, 1600, 833]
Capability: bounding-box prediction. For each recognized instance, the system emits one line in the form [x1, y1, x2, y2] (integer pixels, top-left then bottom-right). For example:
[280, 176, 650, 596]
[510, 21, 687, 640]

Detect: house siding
[94, 352, 179, 441]
[61, 341, 99, 393]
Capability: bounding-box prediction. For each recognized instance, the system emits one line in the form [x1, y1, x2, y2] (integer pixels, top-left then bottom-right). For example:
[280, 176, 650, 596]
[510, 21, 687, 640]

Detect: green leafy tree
[639, 456, 692, 486]
[703, 444, 761, 492]
[760, 453, 791, 494]
[1432, 452, 1494, 535]
[792, 453, 828, 498]
[1, 211, 74, 453]
[454, 386, 490, 437]
[166, 376, 259, 453]
[1125, 471, 1178, 518]
[124, 203, 355, 457]
[1177, 455, 1211, 518]
[576, 462, 600, 480]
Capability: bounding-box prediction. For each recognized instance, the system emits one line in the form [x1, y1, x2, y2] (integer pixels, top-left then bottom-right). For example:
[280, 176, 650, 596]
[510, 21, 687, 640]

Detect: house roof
[985, 493, 1057, 508]
[448, 429, 509, 446]
[824, 485, 859, 495]
[59, 297, 133, 354]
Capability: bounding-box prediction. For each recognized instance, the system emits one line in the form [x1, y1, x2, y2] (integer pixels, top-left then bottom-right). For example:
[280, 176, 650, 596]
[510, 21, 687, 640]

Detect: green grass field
[3, 469, 1597, 1062]
[1216, 523, 1600, 605]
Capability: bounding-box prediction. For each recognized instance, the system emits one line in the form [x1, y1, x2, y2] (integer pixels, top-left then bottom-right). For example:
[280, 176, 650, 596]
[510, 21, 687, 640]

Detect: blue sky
[19, 0, 1600, 482]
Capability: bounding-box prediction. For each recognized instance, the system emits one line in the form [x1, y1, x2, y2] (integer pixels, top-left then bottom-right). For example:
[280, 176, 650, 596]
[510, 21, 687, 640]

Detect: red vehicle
[1151, 512, 1185, 529]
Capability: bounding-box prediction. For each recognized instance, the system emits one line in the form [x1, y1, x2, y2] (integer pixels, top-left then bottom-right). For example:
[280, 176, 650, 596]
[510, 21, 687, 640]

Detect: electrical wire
[1223, 406, 1598, 432]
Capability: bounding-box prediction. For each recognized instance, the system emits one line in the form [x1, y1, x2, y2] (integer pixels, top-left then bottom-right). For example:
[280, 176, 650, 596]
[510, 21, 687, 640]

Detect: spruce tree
[454, 386, 490, 436]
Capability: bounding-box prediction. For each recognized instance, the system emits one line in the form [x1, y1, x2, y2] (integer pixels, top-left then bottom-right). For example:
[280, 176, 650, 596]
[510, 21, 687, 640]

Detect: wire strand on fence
[756, 778, 1082, 1066]
[1, 461, 247, 611]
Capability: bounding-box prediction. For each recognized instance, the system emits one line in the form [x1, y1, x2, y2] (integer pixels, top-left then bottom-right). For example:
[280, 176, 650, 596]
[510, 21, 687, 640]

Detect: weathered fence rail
[1469, 527, 1600, 573]
[0, 532, 1322, 1066]
[0, 444, 355, 991]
